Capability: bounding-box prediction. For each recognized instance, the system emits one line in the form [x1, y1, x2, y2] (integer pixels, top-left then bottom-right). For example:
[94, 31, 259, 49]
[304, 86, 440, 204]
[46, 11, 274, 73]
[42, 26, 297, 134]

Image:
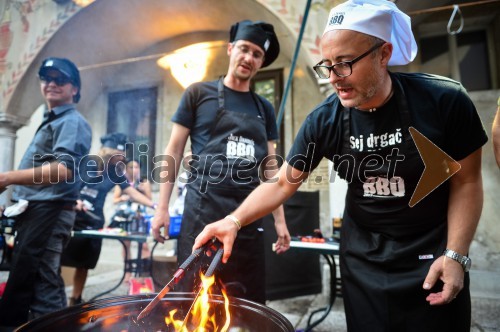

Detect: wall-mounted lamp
[157, 41, 225, 89]
[73, 0, 95, 7]
[53, 0, 94, 6]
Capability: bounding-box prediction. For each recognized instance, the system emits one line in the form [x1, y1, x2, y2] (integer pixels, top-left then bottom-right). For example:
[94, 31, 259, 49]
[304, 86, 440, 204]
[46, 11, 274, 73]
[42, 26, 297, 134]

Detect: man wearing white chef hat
[322, 0, 417, 65]
[193, 1, 488, 331]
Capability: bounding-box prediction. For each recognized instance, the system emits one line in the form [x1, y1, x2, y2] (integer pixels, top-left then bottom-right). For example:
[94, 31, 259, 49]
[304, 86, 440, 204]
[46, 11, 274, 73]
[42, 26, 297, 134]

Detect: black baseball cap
[100, 132, 128, 151]
[229, 20, 280, 68]
[38, 57, 81, 102]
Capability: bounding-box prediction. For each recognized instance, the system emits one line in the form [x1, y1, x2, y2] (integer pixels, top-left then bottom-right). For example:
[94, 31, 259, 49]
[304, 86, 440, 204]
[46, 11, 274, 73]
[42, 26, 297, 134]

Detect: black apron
[338, 75, 471, 332]
[177, 78, 269, 303]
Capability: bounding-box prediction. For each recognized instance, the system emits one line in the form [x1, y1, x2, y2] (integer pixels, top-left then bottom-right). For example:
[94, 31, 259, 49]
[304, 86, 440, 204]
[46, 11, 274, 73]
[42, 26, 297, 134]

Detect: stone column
[0, 113, 26, 207]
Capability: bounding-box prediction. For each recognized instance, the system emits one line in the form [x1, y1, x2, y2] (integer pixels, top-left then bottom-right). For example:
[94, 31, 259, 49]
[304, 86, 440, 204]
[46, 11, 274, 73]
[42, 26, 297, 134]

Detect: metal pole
[276, 0, 312, 131]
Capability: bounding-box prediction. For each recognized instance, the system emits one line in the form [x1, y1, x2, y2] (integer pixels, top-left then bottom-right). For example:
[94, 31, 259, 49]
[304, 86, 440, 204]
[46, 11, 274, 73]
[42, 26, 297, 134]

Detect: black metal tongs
[135, 238, 222, 321]
[178, 246, 224, 330]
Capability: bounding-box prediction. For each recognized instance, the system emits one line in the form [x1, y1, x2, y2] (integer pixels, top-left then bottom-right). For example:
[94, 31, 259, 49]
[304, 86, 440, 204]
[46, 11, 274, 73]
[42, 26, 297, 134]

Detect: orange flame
[165, 273, 231, 331]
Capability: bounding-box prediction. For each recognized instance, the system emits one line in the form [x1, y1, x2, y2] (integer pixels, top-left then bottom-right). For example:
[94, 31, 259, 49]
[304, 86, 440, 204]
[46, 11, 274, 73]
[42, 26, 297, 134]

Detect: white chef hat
[323, 0, 417, 66]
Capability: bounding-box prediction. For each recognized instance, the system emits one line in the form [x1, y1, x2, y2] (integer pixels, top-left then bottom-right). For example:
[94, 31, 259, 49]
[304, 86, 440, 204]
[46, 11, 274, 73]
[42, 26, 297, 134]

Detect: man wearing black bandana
[152, 20, 290, 303]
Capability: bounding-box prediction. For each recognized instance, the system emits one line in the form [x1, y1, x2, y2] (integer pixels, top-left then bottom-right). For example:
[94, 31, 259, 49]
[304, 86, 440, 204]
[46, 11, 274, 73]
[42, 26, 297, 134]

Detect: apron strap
[249, 90, 266, 122]
[342, 106, 350, 151]
[200, 76, 227, 147]
[217, 76, 225, 111]
[390, 73, 413, 143]
[341, 72, 414, 150]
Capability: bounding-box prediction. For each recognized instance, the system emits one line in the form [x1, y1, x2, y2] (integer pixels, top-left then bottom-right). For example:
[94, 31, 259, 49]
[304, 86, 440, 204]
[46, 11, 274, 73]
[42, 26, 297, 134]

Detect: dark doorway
[252, 69, 285, 158]
[107, 87, 158, 181]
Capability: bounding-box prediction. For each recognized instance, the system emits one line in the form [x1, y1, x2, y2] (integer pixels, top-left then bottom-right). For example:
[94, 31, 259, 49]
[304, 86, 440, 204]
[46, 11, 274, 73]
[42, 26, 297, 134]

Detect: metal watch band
[443, 249, 471, 272]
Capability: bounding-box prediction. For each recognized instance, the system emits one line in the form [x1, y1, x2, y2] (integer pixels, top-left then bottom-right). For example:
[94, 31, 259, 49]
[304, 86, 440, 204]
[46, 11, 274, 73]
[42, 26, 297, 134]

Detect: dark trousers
[0, 202, 74, 327]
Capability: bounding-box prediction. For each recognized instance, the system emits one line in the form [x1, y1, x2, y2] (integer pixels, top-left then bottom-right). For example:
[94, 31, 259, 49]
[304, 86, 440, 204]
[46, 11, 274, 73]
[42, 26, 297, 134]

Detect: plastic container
[141, 214, 181, 237]
[169, 214, 182, 237]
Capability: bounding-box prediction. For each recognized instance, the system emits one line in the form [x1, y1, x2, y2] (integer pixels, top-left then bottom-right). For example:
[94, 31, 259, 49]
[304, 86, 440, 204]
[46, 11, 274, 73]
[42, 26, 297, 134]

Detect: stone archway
[3, 0, 331, 121]
[0, 0, 329, 206]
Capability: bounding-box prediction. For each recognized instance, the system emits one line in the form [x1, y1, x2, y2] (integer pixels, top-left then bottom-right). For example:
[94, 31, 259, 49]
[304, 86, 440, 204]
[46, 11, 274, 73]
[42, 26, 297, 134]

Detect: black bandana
[229, 20, 280, 67]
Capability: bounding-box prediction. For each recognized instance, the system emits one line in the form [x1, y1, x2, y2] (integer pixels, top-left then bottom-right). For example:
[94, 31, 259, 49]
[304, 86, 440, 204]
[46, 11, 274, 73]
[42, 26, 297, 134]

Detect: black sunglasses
[39, 75, 73, 86]
[313, 42, 385, 79]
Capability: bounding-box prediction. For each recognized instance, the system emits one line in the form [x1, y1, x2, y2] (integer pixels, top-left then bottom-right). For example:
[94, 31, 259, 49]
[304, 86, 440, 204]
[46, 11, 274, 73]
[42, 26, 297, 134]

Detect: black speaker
[264, 191, 321, 300]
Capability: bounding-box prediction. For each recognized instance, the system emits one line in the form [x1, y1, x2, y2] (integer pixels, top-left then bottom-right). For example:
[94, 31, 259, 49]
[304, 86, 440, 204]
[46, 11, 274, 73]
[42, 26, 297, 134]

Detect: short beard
[348, 64, 382, 109]
[233, 67, 252, 81]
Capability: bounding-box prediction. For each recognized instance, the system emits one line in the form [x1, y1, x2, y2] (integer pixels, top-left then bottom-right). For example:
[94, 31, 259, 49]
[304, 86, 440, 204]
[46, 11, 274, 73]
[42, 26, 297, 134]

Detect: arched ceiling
[7, 0, 500, 121]
[8, 0, 294, 120]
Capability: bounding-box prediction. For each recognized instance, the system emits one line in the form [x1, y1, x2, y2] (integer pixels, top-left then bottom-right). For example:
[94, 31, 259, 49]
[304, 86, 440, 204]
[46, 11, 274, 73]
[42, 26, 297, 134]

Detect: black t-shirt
[79, 163, 129, 221]
[288, 72, 487, 171]
[286, 72, 488, 236]
[172, 80, 279, 155]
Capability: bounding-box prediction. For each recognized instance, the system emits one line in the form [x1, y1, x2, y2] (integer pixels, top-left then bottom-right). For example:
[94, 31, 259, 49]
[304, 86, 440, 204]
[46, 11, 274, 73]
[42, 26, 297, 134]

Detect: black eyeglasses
[235, 44, 265, 62]
[313, 43, 385, 79]
[39, 75, 73, 86]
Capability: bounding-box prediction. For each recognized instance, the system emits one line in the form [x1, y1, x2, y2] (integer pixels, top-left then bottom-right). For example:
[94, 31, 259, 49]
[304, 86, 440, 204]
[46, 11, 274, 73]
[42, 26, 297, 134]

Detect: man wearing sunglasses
[194, 0, 487, 331]
[0, 57, 91, 328]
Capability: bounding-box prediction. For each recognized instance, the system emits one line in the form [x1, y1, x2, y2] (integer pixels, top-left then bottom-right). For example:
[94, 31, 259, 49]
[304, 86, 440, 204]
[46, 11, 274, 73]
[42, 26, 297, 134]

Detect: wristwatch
[443, 249, 471, 272]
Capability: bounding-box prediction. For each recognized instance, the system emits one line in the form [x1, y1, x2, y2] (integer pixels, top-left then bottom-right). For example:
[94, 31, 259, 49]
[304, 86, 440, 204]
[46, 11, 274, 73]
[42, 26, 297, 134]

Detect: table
[288, 239, 340, 332]
[71, 230, 151, 301]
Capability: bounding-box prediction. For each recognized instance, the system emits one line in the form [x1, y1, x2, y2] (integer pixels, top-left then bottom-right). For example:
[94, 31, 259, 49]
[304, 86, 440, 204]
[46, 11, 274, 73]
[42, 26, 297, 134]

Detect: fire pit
[15, 292, 294, 331]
